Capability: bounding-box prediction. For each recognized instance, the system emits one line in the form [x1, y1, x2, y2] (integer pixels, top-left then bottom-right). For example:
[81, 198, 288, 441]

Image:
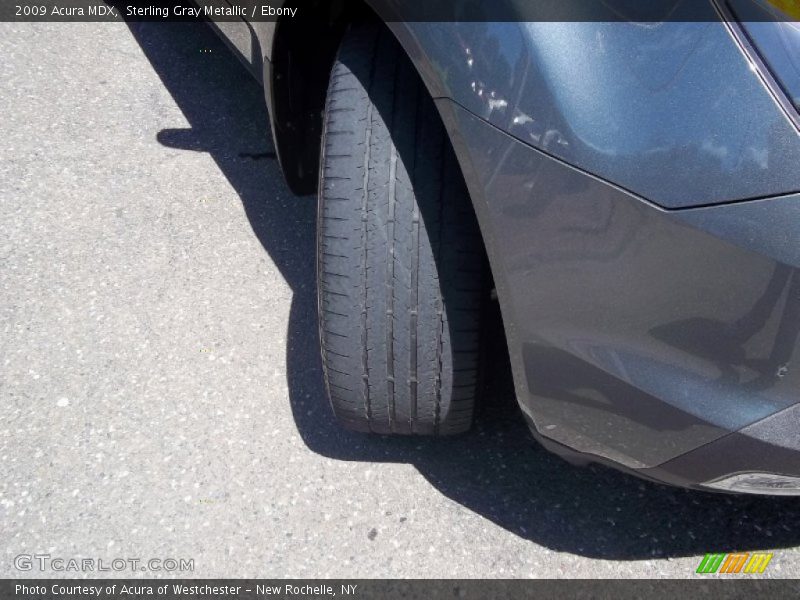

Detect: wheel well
[271, 6, 501, 354]
[269, 2, 367, 195]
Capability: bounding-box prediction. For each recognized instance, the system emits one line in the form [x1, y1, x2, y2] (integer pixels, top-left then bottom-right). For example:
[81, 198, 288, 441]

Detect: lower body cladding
[436, 99, 800, 495]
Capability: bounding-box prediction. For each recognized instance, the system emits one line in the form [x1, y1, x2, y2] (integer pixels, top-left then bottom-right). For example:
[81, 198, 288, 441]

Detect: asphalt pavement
[1, 21, 799, 578]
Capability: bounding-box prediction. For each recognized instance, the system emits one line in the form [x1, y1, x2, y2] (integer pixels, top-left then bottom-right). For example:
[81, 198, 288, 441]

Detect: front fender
[393, 17, 800, 208]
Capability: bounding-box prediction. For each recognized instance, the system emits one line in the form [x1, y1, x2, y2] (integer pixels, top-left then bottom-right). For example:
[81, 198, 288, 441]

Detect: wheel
[316, 23, 487, 435]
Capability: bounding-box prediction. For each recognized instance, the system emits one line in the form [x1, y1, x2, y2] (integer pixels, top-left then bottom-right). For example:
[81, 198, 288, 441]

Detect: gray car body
[207, 0, 800, 491]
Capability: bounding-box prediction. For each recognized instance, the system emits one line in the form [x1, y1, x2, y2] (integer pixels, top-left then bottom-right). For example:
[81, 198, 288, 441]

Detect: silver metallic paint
[439, 100, 800, 473]
[210, 4, 800, 488]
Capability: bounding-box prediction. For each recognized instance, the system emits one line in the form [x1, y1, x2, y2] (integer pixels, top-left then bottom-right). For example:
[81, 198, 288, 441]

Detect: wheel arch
[265, 6, 507, 348]
[264, 3, 454, 195]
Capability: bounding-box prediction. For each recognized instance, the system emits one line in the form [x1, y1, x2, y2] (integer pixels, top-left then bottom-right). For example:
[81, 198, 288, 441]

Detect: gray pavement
[1, 21, 799, 579]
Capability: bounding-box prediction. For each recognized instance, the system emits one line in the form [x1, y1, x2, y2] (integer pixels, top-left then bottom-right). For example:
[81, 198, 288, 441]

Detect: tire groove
[385, 40, 400, 431]
[409, 76, 421, 432]
[361, 28, 380, 427]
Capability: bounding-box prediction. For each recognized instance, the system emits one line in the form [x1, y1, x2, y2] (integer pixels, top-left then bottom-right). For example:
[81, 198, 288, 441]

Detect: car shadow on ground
[127, 21, 800, 561]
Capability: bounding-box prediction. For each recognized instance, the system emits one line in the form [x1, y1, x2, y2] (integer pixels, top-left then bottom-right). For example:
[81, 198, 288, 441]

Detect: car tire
[316, 23, 487, 435]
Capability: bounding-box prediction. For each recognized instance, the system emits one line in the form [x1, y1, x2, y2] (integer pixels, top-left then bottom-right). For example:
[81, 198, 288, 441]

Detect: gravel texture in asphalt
[1, 21, 799, 578]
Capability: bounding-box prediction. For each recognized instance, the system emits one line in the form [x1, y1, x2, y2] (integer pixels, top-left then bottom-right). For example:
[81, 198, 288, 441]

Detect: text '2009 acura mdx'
[203, 0, 800, 495]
